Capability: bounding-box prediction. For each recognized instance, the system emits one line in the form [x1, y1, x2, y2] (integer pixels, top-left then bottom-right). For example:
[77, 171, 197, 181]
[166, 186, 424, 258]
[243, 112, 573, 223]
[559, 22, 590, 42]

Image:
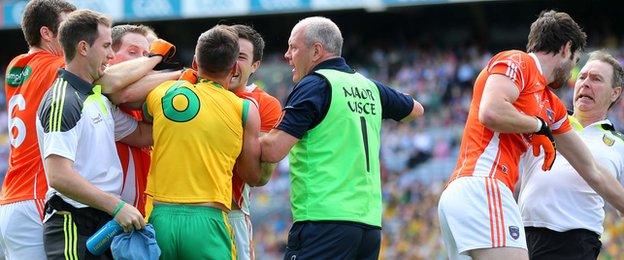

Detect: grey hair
[586, 50, 624, 109]
[295, 16, 343, 56]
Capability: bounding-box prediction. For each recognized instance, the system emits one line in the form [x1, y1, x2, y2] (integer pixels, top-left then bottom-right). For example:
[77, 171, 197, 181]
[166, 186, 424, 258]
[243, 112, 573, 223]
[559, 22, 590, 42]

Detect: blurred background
[2, 0, 624, 259]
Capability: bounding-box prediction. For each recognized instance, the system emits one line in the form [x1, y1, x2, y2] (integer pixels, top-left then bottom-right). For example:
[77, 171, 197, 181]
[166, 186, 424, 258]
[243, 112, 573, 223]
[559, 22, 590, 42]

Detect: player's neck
[29, 42, 62, 57]
[232, 83, 250, 93]
[66, 60, 95, 84]
[572, 110, 608, 127]
[532, 52, 558, 84]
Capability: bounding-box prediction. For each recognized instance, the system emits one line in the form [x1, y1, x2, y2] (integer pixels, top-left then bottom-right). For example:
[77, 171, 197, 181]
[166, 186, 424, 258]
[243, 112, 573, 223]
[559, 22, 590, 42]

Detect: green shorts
[149, 204, 235, 259]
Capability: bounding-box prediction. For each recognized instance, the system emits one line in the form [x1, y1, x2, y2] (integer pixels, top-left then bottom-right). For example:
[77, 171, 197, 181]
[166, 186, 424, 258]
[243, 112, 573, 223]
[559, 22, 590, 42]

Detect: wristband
[535, 117, 542, 132]
[112, 201, 126, 218]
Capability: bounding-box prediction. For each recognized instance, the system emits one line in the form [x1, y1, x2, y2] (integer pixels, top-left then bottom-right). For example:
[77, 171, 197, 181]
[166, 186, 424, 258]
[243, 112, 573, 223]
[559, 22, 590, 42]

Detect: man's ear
[611, 86, 622, 103]
[559, 41, 572, 58]
[40, 26, 55, 42]
[77, 40, 89, 56]
[230, 60, 241, 77]
[192, 57, 198, 70]
[311, 42, 323, 62]
[250, 60, 261, 74]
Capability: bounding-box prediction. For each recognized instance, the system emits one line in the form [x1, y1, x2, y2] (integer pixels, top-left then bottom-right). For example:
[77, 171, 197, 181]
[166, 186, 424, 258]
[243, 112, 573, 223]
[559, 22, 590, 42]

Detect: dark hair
[526, 10, 587, 56]
[587, 50, 624, 109]
[111, 24, 150, 51]
[59, 9, 111, 61]
[231, 24, 265, 63]
[195, 25, 239, 76]
[21, 0, 76, 47]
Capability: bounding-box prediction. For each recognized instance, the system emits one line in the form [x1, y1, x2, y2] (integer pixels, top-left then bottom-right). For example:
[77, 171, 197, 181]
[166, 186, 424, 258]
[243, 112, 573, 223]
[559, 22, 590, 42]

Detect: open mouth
[575, 94, 594, 101]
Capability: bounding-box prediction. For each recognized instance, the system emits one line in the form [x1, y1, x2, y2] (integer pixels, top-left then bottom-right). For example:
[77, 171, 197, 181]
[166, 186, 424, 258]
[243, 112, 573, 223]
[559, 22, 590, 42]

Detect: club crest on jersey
[546, 108, 554, 122]
[603, 134, 615, 147]
[509, 226, 520, 240]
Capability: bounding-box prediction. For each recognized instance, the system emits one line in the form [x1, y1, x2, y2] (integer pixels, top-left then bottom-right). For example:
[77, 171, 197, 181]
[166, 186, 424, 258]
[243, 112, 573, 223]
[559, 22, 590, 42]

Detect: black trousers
[525, 226, 601, 260]
[284, 221, 381, 260]
[43, 195, 113, 260]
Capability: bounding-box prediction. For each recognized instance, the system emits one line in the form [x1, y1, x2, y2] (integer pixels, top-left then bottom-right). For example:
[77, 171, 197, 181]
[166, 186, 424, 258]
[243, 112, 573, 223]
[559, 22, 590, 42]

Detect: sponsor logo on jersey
[6, 66, 32, 87]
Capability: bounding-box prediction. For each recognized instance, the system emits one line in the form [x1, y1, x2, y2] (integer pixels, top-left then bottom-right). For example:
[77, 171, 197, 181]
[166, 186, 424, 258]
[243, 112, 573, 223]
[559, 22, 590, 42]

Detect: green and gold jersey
[144, 79, 249, 209]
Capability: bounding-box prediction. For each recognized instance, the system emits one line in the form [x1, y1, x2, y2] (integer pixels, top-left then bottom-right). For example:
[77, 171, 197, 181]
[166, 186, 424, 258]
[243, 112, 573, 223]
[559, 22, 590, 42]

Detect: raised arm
[478, 74, 539, 133]
[108, 70, 181, 107]
[97, 56, 163, 94]
[97, 39, 176, 94]
[401, 99, 424, 122]
[555, 130, 624, 213]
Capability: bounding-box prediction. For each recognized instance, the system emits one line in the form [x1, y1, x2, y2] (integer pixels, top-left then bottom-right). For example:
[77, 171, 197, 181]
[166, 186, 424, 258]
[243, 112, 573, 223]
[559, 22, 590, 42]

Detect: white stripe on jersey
[489, 61, 526, 91]
[473, 132, 501, 177]
[120, 149, 138, 206]
[550, 116, 567, 131]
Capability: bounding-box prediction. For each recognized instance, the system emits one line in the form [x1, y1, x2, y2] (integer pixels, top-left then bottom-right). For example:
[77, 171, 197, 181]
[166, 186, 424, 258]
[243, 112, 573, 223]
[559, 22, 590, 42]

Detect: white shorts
[228, 210, 254, 260]
[438, 177, 526, 258]
[0, 199, 46, 260]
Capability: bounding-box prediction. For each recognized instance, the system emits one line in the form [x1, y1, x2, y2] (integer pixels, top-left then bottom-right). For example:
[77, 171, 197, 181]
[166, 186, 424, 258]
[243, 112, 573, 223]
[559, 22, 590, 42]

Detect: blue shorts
[284, 221, 380, 260]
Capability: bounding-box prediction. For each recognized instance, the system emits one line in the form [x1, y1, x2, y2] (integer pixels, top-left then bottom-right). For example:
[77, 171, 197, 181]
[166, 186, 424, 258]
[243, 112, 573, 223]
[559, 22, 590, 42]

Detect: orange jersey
[449, 50, 571, 191]
[116, 106, 150, 216]
[232, 84, 282, 209]
[2, 51, 65, 204]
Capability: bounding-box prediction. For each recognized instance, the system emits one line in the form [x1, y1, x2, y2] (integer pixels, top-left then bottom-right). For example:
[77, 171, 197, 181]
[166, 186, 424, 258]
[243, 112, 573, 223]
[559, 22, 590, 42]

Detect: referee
[518, 50, 624, 260]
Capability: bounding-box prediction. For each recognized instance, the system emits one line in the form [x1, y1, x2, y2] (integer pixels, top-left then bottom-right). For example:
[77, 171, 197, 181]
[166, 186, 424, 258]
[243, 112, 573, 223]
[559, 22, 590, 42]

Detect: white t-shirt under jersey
[518, 117, 624, 235]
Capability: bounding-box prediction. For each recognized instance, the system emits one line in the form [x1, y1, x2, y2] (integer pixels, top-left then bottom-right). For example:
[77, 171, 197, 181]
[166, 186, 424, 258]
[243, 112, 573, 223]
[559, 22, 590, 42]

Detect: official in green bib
[261, 16, 424, 259]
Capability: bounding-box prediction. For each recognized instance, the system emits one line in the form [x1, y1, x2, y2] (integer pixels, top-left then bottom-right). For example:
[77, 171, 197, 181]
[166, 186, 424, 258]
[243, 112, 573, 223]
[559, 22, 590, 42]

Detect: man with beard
[438, 10, 624, 260]
[518, 50, 624, 259]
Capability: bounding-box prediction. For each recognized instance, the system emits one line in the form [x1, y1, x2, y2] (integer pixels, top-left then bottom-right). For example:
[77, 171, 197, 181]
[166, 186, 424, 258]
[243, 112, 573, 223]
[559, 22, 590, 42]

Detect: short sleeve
[488, 53, 530, 92]
[39, 126, 80, 161]
[373, 80, 414, 121]
[112, 106, 138, 141]
[618, 152, 624, 187]
[259, 94, 283, 132]
[549, 94, 571, 135]
[37, 83, 84, 161]
[276, 75, 329, 139]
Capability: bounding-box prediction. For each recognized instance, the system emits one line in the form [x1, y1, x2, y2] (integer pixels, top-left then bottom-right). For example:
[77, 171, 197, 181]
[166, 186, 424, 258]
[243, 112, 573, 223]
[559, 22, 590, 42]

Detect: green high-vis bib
[288, 69, 383, 227]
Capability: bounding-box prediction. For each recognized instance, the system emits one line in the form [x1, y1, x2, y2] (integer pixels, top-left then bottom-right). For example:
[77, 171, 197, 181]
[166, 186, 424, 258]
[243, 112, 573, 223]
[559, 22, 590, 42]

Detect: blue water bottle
[86, 220, 123, 255]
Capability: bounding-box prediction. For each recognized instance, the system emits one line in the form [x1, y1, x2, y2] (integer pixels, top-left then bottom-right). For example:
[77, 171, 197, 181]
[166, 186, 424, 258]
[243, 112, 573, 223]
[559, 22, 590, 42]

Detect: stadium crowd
[248, 44, 624, 259]
[1, 6, 624, 259]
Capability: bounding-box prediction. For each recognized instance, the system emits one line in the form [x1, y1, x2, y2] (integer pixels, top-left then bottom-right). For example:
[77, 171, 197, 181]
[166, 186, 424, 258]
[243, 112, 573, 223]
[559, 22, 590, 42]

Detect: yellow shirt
[144, 79, 249, 208]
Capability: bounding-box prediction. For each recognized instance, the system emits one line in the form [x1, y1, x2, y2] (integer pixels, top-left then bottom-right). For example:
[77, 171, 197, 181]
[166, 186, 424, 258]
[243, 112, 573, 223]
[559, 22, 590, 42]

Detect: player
[0, 2, 77, 258]
[227, 24, 281, 260]
[438, 10, 624, 260]
[108, 24, 180, 216]
[1, 1, 173, 257]
[144, 24, 263, 259]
